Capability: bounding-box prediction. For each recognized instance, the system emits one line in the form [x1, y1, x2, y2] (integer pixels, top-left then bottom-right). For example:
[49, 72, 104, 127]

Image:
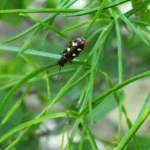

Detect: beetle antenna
[44, 63, 58, 68]
[58, 65, 61, 80]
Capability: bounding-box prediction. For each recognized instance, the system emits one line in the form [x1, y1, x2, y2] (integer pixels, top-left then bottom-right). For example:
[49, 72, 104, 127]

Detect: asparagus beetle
[45, 37, 86, 79]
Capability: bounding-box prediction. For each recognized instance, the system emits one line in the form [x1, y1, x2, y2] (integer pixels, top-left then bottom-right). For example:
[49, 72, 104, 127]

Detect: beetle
[45, 37, 86, 79]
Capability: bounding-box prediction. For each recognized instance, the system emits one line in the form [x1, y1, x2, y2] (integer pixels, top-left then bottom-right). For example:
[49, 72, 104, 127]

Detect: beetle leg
[69, 60, 72, 63]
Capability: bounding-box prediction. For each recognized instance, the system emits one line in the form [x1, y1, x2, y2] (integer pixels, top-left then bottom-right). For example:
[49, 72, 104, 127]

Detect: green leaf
[87, 31, 108, 123]
[99, 70, 141, 150]
[114, 15, 123, 142]
[125, 0, 150, 18]
[130, 19, 150, 26]
[45, 0, 61, 8]
[70, 140, 92, 150]
[0, 45, 61, 59]
[131, 0, 150, 23]
[86, 95, 118, 123]
[66, 119, 80, 149]
[0, 64, 58, 116]
[1, 83, 32, 125]
[15, 136, 40, 150]
[19, 13, 72, 41]
[61, 21, 90, 33]
[64, 0, 130, 17]
[135, 92, 150, 121]
[127, 136, 150, 150]
[86, 27, 105, 44]
[113, 7, 148, 44]
[80, 119, 98, 150]
[0, 8, 82, 14]
[0, 112, 67, 142]
[83, 0, 94, 8]
[0, 0, 74, 44]
[82, 0, 108, 37]
[79, 126, 86, 150]
[80, 70, 150, 116]
[5, 66, 89, 150]
[116, 103, 150, 150]
[0, 1, 31, 26]
[18, 28, 42, 54]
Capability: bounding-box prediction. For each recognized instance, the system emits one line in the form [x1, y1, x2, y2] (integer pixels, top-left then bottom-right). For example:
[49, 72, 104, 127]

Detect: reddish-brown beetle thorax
[58, 55, 69, 66]
[75, 38, 85, 47]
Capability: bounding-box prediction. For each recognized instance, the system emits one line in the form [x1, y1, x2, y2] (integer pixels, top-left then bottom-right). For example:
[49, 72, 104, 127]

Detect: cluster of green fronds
[0, 0, 150, 150]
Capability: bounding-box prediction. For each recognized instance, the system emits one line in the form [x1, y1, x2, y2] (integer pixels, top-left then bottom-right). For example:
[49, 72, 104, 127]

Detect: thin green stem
[0, 8, 82, 14]
[1, 83, 32, 125]
[80, 119, 98, 150]
[99, 70, 140, 150]
[0, 0, 73, 44]
[19, 13, 72, 41]
[0, 63, 58, 115]
[80, 70, 150, 116]
[116, 104, 150, 150]
[20, 54, 38, 69]
[114, 16, 123, 143]
[82, 0, 108, 37]
[46, 76, 52, 101]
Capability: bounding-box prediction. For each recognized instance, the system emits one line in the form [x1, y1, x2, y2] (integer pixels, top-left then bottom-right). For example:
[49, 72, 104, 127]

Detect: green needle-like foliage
[0, 0, 150, 150]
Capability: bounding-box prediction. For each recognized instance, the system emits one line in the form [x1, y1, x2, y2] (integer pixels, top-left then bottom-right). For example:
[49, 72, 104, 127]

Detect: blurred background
[0, 0, 150, 150]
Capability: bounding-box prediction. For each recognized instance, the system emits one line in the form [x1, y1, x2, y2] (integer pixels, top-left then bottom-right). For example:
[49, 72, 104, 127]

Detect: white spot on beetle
[67, 48, 71, 51]
[72, 53, 76, 56]
[72, 42, 78, 46]
[77, 48, 82, 51]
